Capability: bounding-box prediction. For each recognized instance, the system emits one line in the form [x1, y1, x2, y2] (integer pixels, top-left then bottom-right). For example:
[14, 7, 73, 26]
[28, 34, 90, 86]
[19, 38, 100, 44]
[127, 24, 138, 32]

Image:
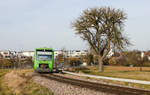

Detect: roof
[35, 48, 54, 51]
[144, 52, 150, 56]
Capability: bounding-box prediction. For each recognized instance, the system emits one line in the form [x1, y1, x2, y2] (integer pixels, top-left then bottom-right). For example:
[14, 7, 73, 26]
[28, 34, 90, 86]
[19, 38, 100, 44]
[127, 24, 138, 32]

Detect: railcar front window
[37, 55, 51, 61]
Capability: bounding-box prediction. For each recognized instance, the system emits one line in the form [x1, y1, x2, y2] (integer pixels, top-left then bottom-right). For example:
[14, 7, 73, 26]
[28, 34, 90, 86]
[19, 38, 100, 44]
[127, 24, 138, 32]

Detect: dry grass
[79, 66, 150, 81]
[1, 69, 53, 95]
[73, 66, 150, 90]
[104, 66, 150, 71]
[0, 69, 15, 95]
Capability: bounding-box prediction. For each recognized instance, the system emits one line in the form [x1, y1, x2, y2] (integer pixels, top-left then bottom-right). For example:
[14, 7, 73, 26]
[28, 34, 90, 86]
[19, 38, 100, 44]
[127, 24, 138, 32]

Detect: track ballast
[40, 74, 150, 95]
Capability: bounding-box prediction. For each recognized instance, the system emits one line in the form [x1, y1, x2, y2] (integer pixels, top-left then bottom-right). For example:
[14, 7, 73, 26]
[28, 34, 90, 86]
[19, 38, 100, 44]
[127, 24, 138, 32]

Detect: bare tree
[72, 7, 130, 72]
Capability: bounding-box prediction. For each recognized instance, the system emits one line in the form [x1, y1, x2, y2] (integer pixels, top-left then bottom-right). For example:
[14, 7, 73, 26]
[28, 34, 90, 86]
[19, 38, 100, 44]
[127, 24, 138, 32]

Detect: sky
[0, 0, 150, 51]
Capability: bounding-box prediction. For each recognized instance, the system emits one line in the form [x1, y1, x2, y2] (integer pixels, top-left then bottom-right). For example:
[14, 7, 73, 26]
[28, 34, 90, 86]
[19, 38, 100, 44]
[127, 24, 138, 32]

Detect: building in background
[17, 51, 34, 61]
[21, 51, 34, 58]
[141, 51, 150, 61]
[54, 50, 88, 58]
[0, 50, 17, 59]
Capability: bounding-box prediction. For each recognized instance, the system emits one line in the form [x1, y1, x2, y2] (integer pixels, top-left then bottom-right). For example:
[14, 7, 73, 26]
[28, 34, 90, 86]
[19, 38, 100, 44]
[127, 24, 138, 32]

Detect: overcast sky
[0, 0, 150, 51]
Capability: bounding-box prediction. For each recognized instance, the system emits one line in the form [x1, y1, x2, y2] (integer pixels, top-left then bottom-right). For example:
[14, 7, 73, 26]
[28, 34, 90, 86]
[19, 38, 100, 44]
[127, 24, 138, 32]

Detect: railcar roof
[35, 48, 54, 51]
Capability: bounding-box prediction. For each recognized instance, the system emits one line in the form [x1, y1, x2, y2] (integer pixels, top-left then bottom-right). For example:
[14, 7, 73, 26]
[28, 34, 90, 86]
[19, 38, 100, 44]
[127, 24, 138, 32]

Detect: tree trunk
[140, 60, 143, 71]
[98, 57, 104, 72]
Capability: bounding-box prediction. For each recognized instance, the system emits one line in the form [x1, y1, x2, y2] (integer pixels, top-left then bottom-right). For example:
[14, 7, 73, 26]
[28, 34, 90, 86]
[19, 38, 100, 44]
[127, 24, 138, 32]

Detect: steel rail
[40, 74, 150, 95]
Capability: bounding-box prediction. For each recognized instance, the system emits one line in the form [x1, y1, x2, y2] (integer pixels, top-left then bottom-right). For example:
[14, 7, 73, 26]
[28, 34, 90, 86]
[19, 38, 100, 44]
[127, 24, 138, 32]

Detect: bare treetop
[72, 7, 131, 71]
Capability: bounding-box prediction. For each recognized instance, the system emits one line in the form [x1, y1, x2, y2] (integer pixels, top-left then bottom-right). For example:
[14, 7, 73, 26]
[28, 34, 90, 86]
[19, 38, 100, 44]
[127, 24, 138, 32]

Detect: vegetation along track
[40, 73, 150, 95]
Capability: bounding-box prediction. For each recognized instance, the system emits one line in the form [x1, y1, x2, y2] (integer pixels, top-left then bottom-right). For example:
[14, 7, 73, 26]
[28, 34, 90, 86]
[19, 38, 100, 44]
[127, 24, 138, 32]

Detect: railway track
[40, 74, 150, 95]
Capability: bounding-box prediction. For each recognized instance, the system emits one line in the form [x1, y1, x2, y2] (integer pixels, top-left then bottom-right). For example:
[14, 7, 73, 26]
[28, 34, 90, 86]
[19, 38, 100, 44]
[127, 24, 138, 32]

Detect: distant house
[54, 50, 64, 58]
[54, 49, 113, 59]
[18, 51, 34, 58]
[54, 50, 88, 59]
[0, 50, 15, 59]
[68, 50, 88, 58]
[107, 49, 114, 58]
[141, 51, 150, 61]
[144, 51, 150, 60]
[22, 51, 34, 57]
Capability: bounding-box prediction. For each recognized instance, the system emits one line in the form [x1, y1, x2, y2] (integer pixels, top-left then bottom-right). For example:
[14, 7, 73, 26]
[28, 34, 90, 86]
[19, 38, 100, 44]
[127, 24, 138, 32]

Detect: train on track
[34, 48, 60, 72]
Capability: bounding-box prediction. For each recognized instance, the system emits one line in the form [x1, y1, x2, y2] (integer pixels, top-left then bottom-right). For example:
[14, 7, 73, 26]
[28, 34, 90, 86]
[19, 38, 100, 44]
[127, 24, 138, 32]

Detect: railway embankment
[1, 68, 150, 95]
[0, 69, 53, 95]
[33, 73, 114, 95]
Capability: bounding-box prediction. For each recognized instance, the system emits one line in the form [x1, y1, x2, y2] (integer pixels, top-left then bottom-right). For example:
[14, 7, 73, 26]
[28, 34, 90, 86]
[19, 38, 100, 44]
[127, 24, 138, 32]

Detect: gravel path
[32, 73, 115, 95]
[59, 73, 139, 89]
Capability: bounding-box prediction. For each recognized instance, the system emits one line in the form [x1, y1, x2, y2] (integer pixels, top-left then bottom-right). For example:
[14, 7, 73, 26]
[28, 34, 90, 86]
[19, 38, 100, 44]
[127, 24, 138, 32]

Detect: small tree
[72, 7, 130, 72]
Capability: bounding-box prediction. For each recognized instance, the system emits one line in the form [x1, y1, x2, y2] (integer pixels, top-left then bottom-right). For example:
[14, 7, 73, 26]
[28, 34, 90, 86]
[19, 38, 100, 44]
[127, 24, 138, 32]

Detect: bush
[108, 57, 118, 65]
[108, 51, 150, 67]
[0, 59, 12, 68]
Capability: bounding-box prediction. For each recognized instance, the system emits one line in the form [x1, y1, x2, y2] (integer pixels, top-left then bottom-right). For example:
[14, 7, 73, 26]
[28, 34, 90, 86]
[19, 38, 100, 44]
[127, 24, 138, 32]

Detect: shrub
[108, 57, 118, 65]
[108, 50, 150, 67]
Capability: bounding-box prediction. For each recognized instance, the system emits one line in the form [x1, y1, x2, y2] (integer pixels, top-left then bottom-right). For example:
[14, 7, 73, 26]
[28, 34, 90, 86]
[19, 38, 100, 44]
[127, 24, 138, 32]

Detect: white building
[19, 51, 34, 58]
[54, 50, 88, 58]
[0, 50, 17, 58]
[68, 50, 88, 58]
[54, 50, 64, 58]
[107, 49, 114, 58]
[141, 51, 150, 61]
